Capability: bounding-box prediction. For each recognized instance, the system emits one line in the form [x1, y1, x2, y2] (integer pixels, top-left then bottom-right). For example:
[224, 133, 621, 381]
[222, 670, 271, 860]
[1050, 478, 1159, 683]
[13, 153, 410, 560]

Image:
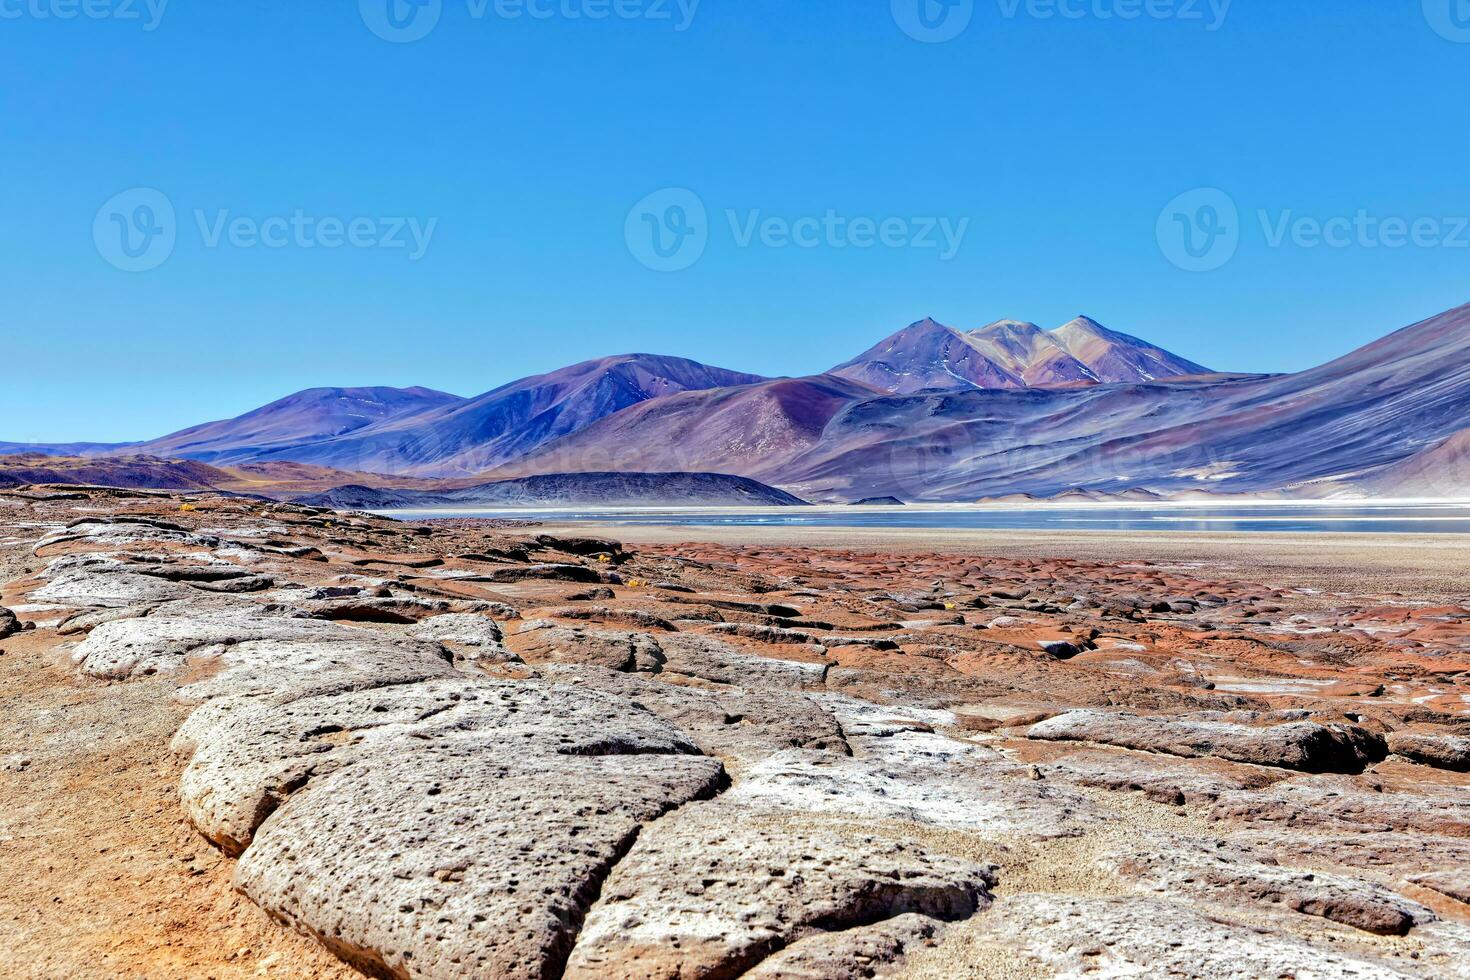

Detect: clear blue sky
[4, 1, 1469, 441]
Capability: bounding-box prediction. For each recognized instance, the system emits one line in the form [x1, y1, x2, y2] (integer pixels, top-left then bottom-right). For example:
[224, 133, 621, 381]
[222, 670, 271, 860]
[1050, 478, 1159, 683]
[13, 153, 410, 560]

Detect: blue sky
[4, 1, 1469, 441]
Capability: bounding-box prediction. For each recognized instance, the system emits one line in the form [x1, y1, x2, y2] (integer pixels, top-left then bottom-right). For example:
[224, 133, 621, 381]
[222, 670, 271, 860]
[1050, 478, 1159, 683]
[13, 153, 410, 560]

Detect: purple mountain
[231, 354, 768, 477]
[829, 316, 1211, 394]
[129, 387, 465, 464]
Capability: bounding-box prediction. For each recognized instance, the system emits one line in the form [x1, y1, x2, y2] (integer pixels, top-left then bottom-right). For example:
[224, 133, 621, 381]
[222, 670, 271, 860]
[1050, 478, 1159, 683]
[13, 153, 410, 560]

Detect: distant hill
[0, 441, 138, 457]
[0, 454, 232, 491]
[291, 472, 809, 509]
[126, 386, 465, 464]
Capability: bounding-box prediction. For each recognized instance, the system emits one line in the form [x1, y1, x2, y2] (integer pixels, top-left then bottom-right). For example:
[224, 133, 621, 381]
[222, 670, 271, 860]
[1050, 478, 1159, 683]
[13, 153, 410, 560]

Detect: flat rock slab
[1410, 871, 1470, 905]
[67, 608, 398, 680]
[1108, 834, 1432, 935]
[514, 624, 665, 672]
[564, 801, 993, 978]
[727, 731, 1102, 840]
[33, 569, 199, 608]
[1208, 775, 1470, 839]
[477, 563, 609, 584]
[536, 664, 848, 763]
[407, 613, 519, 666]
[970, 894, 1424, 978]
[659, 632, 829, 690]
[1027, 709, 1387, 773]
[744, 913, 941, 979]
[1036, 745, 1287, 805]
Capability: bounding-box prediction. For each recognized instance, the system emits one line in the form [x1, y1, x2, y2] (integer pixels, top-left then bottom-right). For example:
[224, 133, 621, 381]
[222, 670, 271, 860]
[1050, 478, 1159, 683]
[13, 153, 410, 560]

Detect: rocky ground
[1, 487, 1467, 979]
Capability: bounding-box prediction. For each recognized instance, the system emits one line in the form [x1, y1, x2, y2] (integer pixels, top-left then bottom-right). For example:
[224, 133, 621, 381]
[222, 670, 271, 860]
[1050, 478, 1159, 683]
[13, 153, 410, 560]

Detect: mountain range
[6, 307, 1469, 502]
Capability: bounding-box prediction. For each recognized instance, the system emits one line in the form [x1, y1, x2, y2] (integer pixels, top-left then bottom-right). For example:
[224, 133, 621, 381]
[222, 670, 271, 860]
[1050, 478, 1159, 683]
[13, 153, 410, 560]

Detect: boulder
[0, 606, 19, 640]
[1388, 732, 1470, 772]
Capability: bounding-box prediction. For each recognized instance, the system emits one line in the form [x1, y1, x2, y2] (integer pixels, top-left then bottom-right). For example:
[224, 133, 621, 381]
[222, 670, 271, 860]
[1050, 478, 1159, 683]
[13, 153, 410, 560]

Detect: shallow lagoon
[379, 501, 1470, 535]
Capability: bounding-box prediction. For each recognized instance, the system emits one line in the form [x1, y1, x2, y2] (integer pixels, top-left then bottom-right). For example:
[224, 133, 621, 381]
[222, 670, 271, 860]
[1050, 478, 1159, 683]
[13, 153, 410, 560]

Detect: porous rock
[1109, 835, 1432, 935]
[564, 801, 993, 978]
[971, 894, 1418, 978]
[1027, 709, 1387, 773]
[228, 683, 726, 980]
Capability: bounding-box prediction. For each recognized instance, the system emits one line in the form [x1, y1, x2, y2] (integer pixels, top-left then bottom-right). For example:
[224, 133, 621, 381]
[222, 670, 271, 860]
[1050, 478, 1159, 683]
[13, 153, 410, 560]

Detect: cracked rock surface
[3, 490, 1469, 978]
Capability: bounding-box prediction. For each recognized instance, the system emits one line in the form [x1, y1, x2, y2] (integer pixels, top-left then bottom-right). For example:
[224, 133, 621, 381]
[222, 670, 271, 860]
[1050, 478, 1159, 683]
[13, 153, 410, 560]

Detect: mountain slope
[132, 387, 465, 464]
[491, 375, 873, 482]
[236, 355, 768, 477]
[1049, 315, 1211, 382]
[1359, 428, 1470, 497]
[829, 316, 1211, 394]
